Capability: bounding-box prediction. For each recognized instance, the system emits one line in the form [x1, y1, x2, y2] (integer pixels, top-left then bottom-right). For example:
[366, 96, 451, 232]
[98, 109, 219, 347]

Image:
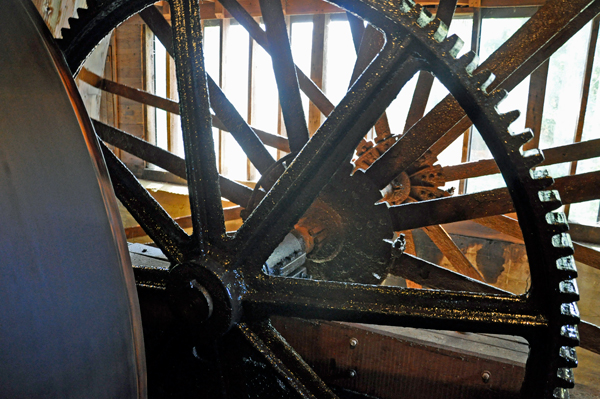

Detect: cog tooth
[559, 279, 580, 303]
[488, 89, 508, 106]
[474, 70, 495, 93]
[521, 148, 545, 169]
[560, 324, 580, 347]
[530, 168, 555, 189]
[553, 387, 571, 399]
[538, 190, 562, 212]
[558, 346, 578, 368]
[508, 129, 534, 149]
[499, 109, 521, 128]
[556, 368, 575, 388]
[457, 51, 478, 75]
[556, 256, 578, 279]
[552, 233, 575, 258]
[545, 212, 570, 236]
[425, 19, 448, 42]
[560, 302, 580, 324]
[440, 34, 463, 58]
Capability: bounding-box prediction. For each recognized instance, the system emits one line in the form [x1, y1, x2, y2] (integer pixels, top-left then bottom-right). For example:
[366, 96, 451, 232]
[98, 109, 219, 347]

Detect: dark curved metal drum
[0, 1, 146, 397]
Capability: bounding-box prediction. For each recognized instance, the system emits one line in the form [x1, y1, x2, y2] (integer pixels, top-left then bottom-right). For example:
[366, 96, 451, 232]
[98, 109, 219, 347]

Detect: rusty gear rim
[58, 0, 580, 397]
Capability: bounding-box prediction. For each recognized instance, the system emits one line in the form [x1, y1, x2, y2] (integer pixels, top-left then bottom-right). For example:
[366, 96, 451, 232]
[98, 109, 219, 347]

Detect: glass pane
[222, 22, 250, 181]
[323, 18, 356, 107]
[154, 36, 168, 151]
[291, 20, 313, 124]
[539, 22, 591, 179]
[466, 16, 529, 194]
[569, 23, 600, 225]
[251, 25, 279, 162]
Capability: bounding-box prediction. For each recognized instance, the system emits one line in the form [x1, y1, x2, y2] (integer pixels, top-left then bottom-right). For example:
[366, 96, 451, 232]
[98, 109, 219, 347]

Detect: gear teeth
[559, 279, 580, 303]
[398, 0, 415, 13]
[440, 34, 463, 58]
[545, 212, 569, 236]
[499, 109, 521, 128]
[425, 19, 448, 42]
[553, 387, 571, 399]
[507, 129, 533, 151]
[410, 4, 433, 27]
[474, 70, 495, 93]
[530, 168, 555, 189]
[558, 346, 578, 368]
[556, 368, 575, 388]
[488, 89, 508, 107]
[538, 190, 563, 212]
[552, 233, 575, 258]
[522, 148, 545, 169]
[560, 302, 580, 324]
[556, 256, 578, 279]
[457, 51, 478, 75]
[560, 324, 580, 346]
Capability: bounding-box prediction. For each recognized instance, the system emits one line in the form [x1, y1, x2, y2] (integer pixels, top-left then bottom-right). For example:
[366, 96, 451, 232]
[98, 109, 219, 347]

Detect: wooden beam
[422, 224, 485, 281]
[523, 60, 549, 151]
[390, 170, 600, 231]
[308, 14, 326, 135]
[443, 138, 600, 182]
[580, 320, 600, 355]
[125, 206, 242, 238]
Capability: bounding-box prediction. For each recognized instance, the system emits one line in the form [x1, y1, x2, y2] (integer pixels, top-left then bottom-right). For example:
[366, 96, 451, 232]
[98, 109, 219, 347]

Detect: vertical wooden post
[308, 14, 326, 135]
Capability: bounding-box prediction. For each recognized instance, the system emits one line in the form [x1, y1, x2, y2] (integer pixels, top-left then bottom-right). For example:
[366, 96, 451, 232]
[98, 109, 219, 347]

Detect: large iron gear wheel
[54, 0, 583, 397]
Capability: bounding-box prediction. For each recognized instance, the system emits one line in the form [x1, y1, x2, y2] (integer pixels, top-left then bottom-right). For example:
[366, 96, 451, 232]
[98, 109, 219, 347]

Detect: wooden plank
[272, 318, 525, 399]
[422, 224, 485, 281]
[308, 14, 326, 135]
[580, 320, 600, 355]
[569, 222, 600, 245]
[390, 170, 600, 231]
[79, 67, 181, 114]
[474, 215, 600, 271]
[443, 138, 600, 182]
[523, 60, 549, 151]
[125, 206, 242, 238]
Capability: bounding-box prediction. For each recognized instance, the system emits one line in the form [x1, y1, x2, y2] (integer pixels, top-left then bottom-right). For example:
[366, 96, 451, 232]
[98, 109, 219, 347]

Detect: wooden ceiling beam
[197, 0, 546, 19]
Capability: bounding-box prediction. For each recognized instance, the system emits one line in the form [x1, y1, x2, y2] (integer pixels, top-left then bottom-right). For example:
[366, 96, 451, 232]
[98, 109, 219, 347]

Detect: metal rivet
[481, 371, 491, 383]
[349, 338, 358, 348]
[348, 369, 357, 378]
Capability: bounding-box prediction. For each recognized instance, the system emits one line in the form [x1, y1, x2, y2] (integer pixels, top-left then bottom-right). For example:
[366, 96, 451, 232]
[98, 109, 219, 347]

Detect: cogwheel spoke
[258, 0, 310, 153]
[232, 40, 421, 273]
[238, 321, 337, 399]
[170, 0, 225, 249]
[100, 142, 190, 263]
[140, 6, 277, 175]
[245, 275, 544, 335]
[94, 120, 254, 206]
[365, 0, 600, 189]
